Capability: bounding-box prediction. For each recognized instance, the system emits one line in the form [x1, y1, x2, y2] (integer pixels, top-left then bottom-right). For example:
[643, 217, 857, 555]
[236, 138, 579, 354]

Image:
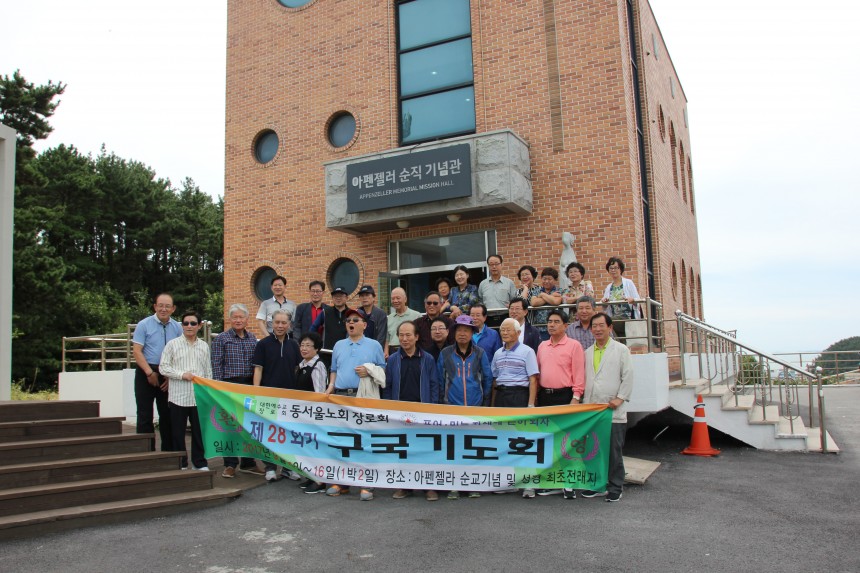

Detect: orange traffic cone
[682, 394, 720, 456]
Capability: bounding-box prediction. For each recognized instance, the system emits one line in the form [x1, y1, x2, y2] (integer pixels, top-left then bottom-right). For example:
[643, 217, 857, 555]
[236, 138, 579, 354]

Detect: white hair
[501, 317, 521, 332]
[228, 303, 249, 317]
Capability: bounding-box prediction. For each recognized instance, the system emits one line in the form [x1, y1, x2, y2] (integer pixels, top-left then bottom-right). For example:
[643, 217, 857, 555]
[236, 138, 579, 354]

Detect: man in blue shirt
[132, 293, 182, 451]
[324, 308, 385, 501]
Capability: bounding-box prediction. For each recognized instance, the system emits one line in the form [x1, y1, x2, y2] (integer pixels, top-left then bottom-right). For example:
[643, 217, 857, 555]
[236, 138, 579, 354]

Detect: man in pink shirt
[535, 309, 585, 498]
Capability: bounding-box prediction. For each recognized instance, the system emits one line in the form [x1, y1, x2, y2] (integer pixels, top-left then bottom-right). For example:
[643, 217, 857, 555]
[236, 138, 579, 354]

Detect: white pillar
[0, 123, 15, 401]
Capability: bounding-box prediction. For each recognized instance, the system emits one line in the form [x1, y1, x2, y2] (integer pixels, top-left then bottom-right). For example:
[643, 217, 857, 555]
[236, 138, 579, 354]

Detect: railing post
[675, 310, 687, 385]
[126, 324, 133, 368]
[817, 367, 828, 453]
[100, 337, 107, 371]
[62, 337, 67, 372]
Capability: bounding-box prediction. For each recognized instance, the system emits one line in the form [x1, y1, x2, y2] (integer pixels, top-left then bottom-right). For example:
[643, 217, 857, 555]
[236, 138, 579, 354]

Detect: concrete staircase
[0, 400, 241, 539]
[668, 378, 839, 452]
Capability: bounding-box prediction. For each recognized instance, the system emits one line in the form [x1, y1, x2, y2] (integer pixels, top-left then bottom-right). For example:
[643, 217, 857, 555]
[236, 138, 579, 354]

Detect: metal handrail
[675, 310, 830, 453]
[62, 321, 214, 372]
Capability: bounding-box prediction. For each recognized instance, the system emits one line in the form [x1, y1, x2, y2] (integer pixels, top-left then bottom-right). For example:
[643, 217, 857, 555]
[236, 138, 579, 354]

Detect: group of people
[131, 254, 638, 506]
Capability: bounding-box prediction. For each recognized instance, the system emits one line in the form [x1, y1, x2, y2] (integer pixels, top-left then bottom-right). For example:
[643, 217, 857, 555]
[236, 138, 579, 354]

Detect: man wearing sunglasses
[324, 308, 385, 501]
[413, 291, 455, 353]
[159, 310, 212, 471]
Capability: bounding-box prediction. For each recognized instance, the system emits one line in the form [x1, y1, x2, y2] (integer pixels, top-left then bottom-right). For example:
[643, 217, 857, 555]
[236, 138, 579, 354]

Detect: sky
[1, 0, 857, 354]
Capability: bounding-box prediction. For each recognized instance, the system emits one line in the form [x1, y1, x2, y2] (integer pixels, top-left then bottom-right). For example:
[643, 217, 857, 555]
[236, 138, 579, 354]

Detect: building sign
[346, 143, 472, 213]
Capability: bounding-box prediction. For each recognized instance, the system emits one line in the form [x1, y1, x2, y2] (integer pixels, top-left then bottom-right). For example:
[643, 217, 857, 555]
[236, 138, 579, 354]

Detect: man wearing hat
[438, 315, 494, 407]
[357, 284, 388, 354]
[324, 308, 385, 501]
[437, 314, 494, 499]
[309, 286, 351, 366]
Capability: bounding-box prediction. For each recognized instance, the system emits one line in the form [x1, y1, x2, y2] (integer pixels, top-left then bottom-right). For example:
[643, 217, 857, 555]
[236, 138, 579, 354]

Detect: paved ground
[4, 387, 859, 573]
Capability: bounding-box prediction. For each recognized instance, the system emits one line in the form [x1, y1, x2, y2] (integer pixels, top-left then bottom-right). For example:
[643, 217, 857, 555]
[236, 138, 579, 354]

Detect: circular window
[277, 0, 313, 7]
[328, 258, 360, 294]
[254, 130, 279, 164]
[328, 112, 357, 148]
[252, 266, 277, 301]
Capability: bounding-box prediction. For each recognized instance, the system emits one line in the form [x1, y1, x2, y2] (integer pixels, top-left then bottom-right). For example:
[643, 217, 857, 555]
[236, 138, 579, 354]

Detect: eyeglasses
[345, 318, 363, 324]
[155, 304, 173, 310]
[425, 301, 440, 305]
[309, 290, 324, 294]
[182, 321, 199, 326]
[430, 327, 448, 332]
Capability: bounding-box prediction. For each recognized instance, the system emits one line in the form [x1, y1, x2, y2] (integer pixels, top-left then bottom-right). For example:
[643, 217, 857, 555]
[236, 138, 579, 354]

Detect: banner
[194, 377, 612, 491]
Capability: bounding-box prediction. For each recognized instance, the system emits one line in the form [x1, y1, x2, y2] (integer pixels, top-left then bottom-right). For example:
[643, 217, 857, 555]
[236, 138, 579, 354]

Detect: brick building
[224, 0, 703, 334]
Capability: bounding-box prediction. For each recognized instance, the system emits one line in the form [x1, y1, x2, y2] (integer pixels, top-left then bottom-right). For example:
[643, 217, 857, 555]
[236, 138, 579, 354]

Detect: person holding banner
[384, 320, 442, 501]
[581, 312, 634, 503]
[251, 309, 302, 482]
[159, 310, 212, 471]
[296, 331, 329, 494]
[324, 308, 385, 501]
[211, 303, 261, 478]
[491, 317, 540, 498]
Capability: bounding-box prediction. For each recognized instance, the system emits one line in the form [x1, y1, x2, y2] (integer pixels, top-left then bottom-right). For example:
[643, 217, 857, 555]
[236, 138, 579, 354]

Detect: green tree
[4, 72, 225, 390]
[814, 336, 860, 377]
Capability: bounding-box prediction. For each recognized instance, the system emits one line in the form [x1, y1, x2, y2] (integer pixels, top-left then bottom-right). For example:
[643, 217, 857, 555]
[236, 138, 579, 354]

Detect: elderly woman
[561, 262, 595, 305]
[449, 265, 479, 318]
[435, 276, 454, 314]
[601, 257, 641, 338]
[515, 265, 541, 301]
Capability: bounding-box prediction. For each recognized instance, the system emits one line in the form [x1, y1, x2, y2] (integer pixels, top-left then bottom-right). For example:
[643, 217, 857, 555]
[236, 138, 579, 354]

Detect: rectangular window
[397, 0, 475, 145]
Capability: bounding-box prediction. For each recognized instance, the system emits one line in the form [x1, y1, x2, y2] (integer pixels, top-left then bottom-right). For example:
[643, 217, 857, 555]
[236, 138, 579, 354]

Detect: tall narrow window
[398, 0, 475, 144]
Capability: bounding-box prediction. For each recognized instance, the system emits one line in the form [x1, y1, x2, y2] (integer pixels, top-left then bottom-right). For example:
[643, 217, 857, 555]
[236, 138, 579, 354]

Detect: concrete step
[0, 488, 241, 541]
[0, 470, 215, 518]
[805, 428, 840, 453]
[0, 451, 186, 489]
[777, 415, 807, 438]
[721, 392, 755, 411]
[0, 417, 125, 443]
[0, 400, 100, 422]
[748, 404, 780, 425]
[0, 433, 153, 463]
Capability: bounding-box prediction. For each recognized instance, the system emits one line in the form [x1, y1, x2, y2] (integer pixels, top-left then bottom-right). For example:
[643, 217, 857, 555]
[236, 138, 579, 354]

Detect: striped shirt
[160, 336, 212, 407]
[491, 342, 539, 387]
[210, 328, 257, 380]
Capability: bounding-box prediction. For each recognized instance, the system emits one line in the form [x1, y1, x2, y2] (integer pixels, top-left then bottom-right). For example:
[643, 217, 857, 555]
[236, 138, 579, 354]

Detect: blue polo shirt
[473, 325, 502, 358]
[491, 342, 539, 387]
[132, 314, 183, 365]
[331, 336, 385, 390]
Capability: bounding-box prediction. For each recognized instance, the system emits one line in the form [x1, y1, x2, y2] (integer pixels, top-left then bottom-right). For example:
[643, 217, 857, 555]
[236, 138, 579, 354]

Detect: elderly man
[357, 284, 388, 354]
[414, 291, 454, 353]
[566, 295, 600, 350]
[470, 303, 502, 358]
[492, 317, 540, 498]
[477, 254, 517, 313]
[384, 320, 441, 502]
[507, 297, 541, 354]
[292, 280, 327, 339]
[581, 313, 634, 503]
[251, 309, 302, 482]
[325, 309, 385, 501]
[536, 309, 584, 406]
[159, 310, 212, 471]
[132, 293, 182, 451]
[256, 275, 297, 337]
[386, 287, 420, 358]
[211, 303, 260, 478]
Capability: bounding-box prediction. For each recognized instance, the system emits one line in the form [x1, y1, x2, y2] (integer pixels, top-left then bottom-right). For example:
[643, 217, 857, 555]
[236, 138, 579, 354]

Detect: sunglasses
[182, 321, 199, 326]
[345, 318, 363, 324]
[425, 301, 440, 305]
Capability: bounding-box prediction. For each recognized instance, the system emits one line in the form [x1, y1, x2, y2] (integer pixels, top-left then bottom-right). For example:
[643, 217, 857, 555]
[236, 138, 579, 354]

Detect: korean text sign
[194, 377, 611, 491]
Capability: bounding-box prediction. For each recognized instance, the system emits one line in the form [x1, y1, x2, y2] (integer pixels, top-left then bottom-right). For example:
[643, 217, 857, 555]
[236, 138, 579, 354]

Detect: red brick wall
[224, 0, 702, 339]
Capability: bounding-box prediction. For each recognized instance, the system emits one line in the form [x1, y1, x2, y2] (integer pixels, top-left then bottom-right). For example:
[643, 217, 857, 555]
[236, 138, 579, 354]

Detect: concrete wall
[59, 369, 140, 421]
